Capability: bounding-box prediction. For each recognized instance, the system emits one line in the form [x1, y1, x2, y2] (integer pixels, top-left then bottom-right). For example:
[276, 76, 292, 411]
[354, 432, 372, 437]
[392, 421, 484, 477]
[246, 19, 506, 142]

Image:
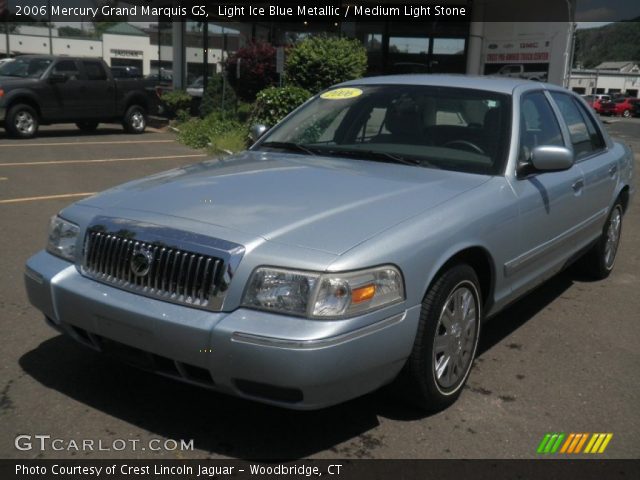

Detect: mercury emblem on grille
[130, 246, 153, 277]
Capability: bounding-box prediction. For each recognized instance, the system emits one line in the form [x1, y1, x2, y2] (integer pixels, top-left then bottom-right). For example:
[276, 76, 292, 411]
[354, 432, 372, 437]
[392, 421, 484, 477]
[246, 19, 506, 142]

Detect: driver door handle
[572, 180, 584, 192]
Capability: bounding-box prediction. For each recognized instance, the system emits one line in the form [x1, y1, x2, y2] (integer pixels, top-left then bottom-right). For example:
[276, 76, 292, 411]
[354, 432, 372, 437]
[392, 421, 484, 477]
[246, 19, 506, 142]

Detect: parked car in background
[186, 76, 206, 98]
[495, 64, 548, 82]
[111, 65, 142, 79]
[25, 76, 633, 411]
[0, 55, 158, 138]
[599, 97, 639, 117]
[582, 94, 611, 114]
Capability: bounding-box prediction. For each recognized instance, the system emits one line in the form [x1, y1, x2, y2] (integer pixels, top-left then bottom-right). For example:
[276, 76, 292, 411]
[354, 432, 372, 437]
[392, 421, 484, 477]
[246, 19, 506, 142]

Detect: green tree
[285, 36, 367, 93]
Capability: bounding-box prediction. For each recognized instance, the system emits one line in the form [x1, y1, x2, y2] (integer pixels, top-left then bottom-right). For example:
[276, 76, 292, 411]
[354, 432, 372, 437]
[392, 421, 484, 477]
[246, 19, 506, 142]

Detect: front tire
[580, 203, 623, 279]
[6, 104, 39, 139]
[622, 109, 631, 118]
[402, 264, 481, 411]
[122, 105, 147, 134]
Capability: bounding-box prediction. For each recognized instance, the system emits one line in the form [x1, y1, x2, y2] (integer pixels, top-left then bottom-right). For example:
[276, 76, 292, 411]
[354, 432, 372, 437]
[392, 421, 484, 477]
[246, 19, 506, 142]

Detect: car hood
[79, 151, 490, 255]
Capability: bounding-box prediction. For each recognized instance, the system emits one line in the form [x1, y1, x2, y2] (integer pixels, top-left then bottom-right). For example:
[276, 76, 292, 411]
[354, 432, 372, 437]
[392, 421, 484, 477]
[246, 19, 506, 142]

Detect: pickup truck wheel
[581, 203, 623, 279]
[6, 104, 39, 139]
[401, 264, 481, 411]
[122, 105, 147, 134]
[76, 121, 99, 132]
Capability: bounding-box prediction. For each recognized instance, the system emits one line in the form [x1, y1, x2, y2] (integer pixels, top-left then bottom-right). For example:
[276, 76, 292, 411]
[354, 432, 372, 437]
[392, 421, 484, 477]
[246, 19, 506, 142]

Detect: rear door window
[550, 92, 605, 159]
[82, 61, 107, 81]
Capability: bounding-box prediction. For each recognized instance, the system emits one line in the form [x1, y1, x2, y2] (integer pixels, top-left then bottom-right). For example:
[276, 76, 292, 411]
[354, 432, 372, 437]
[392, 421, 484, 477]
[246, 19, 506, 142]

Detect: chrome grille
[82, 230, 224, 309]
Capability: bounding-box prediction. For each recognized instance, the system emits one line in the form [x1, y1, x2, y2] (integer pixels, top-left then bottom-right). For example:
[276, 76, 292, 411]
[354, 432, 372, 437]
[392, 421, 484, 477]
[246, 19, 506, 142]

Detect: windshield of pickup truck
[0, 57, 52, 78]
[255, 84, 511, 175]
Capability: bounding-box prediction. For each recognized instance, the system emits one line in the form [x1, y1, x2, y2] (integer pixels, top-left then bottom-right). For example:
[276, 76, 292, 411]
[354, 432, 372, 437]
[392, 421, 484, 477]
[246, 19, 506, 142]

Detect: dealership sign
[110, 49, 144, 58]
[484, 38, 551, 64]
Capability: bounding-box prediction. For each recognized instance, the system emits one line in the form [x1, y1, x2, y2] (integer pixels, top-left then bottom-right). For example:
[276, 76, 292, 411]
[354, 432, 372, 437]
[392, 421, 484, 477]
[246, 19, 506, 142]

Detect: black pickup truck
[0, 55, 158, 138]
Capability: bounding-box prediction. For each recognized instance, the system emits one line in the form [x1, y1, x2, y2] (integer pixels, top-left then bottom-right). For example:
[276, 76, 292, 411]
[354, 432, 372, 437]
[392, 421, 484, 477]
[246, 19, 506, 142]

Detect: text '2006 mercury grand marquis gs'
[25, 75, 634, 411]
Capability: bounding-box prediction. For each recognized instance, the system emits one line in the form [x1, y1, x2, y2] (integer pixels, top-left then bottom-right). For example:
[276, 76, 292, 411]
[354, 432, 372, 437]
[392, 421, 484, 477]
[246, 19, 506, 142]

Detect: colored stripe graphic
[538, 433, 612, 454]
[537, 433, 565, 454]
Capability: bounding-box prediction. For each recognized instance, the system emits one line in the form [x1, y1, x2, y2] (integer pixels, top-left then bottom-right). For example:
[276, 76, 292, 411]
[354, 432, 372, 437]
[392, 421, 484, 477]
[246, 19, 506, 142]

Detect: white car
[186, 76, 205, 98]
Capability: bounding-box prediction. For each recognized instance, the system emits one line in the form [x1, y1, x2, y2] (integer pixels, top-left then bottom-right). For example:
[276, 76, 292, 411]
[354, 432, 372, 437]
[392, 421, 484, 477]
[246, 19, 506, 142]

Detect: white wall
[102, 33, 151, 74]
[570, 72, 640, 95]
[1, 32, 224, 78]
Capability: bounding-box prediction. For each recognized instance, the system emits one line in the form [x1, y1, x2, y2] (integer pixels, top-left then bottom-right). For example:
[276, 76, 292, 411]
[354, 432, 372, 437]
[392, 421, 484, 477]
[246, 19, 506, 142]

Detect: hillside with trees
[574, 20, 640, 68]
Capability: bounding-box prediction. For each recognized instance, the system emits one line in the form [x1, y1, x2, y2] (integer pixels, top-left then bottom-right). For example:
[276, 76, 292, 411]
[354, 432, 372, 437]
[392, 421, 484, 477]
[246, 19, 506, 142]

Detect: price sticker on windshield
[320, 88, 363, 100]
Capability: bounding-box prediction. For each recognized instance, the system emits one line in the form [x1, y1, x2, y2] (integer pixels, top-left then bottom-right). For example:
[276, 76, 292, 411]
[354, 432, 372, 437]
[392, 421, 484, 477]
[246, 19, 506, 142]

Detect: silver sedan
[25, 75, 634, 410]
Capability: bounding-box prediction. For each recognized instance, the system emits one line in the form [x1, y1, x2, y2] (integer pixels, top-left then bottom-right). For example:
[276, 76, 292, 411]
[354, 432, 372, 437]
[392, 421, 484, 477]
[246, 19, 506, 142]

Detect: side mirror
[249, 124, 269, 143]
[49, 73, 67, 84]
[530, 145, 574, 172]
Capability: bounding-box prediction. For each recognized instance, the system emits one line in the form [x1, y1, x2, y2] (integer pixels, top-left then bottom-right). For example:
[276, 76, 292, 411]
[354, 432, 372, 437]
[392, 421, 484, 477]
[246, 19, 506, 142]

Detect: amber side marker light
[351, 284, 376, 304]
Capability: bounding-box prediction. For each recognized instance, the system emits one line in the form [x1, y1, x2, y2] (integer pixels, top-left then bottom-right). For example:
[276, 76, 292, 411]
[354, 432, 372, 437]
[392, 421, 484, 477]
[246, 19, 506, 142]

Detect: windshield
[0, 57, 52, 79]
[255, 84, 511, 175]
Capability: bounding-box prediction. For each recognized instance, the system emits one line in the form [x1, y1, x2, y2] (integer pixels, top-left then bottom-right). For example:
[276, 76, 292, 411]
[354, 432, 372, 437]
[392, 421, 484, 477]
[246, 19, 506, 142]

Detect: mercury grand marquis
[25, 75, 634, 410]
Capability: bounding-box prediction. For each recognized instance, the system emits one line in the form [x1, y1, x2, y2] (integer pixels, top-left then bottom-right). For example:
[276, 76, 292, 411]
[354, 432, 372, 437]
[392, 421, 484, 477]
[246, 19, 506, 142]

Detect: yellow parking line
[0, 192, 97, 205]
[0, 153, 206, 167]
[0, 140, 175, 148]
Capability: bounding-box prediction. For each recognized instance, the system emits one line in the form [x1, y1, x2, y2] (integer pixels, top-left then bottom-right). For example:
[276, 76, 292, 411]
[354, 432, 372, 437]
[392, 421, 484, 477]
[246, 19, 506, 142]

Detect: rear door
[549, 91, 617, 241]
[506, 90, 587, 296]
[79, 60, 117, 118]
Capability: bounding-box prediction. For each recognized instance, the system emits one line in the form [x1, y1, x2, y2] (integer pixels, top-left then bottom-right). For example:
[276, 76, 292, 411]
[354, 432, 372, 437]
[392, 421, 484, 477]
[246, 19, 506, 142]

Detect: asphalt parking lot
[0, 119, 638, 460]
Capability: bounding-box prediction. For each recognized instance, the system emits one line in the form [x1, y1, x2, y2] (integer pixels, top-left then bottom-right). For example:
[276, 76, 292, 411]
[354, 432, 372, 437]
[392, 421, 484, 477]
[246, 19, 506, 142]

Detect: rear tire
[400, 263, 481, 411]
[622, 109, 631, 118]
[579, 202, 623, 280]
[76, 121, 99, 132]
[122, 105, 147, 134]
[5, 103, 39, 139]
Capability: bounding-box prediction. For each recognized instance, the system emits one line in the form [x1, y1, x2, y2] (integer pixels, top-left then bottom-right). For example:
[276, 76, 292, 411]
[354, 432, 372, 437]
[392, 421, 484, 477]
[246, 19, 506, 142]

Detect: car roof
[338, 74, 565, 95]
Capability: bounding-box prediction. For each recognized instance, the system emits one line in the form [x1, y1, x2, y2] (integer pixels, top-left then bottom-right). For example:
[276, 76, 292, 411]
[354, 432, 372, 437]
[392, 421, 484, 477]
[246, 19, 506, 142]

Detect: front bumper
[25, 251, 421, 409]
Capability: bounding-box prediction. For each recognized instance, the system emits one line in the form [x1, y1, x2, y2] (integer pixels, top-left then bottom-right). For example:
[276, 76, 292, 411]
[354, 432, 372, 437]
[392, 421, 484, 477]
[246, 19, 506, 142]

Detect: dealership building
[2, 0, 584, 89]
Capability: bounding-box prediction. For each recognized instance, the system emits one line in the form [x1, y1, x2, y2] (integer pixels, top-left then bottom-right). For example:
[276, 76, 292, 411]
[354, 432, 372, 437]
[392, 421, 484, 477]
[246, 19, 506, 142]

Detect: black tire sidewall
[7, 104, 39, 138]
[405, 264, 482, 410]
[596, 203, 623, 276]
[123, 105, 146, 134]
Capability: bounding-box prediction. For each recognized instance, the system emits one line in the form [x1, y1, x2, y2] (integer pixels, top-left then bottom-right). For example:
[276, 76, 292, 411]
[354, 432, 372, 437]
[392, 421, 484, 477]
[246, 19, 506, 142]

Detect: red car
[582, 94, 611, 114]
[600, 97, 639, 117]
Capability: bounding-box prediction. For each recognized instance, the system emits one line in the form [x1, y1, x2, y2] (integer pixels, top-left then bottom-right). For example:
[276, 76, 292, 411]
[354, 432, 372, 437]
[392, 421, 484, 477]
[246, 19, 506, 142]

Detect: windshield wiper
[316, 148, 424, 166]
[258, 141, 316, 155]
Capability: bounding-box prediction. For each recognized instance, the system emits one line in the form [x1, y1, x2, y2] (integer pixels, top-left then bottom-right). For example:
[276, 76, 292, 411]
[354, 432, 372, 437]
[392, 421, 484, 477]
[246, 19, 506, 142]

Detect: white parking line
[0, 140, 175, 148]
[0, 177, 7, 181]
[0, 192, 96, 205]
[0, 153, 206, 167]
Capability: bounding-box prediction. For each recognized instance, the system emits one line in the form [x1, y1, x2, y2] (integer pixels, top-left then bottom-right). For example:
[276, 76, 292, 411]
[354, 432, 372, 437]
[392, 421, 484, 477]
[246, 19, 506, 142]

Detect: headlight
[46, 216, 79, 262]
[242, 265, 404, 319]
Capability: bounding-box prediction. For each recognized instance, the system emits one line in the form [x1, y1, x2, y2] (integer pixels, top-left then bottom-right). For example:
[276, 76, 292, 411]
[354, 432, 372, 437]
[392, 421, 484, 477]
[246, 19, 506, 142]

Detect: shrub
[249, 86, 311, 128]
[199, 73, 237, 117]
[225, 42, 279, 101]
[210, 127, 249, 154]
[176, 112, 243, 150]
[161, 89, 192, 118]
[285, 36, 367, 93]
